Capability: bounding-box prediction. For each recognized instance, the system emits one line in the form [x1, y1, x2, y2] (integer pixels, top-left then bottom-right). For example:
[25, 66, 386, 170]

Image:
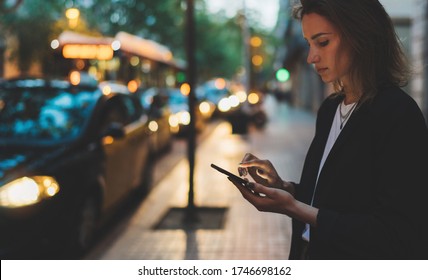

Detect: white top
[302, 101, 357, 242]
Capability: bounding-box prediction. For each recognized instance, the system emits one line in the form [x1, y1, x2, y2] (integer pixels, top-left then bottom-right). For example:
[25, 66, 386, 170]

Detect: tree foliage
[1, 0, 276, 84]
[1, 0, 64, 73]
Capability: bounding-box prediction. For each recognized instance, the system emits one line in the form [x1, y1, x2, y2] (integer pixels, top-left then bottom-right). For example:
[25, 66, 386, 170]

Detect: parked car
[136, 87, 173, 155]
[0, 77, 152, 259]
[166, 87, 208, 136]
[196, 78, 239, 118]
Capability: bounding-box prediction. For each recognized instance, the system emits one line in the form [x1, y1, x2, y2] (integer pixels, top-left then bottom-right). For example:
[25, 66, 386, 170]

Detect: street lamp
[250, 36, 262, 48]
[65, 7, 80, 29]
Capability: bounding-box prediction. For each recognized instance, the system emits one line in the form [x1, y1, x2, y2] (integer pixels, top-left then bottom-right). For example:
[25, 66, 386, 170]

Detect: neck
[341, 83, 361, 104]
[342, 90, 360, 105]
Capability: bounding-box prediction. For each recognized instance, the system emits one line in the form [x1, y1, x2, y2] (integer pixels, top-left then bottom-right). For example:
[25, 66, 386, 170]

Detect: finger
[228, 177, 261, 197]
[241, 153, 258, 163]
[256, 168, 269, 179]
[238, 166, 247, 176]
[238, 160, 265, 169]
[250, 182, 280, 198]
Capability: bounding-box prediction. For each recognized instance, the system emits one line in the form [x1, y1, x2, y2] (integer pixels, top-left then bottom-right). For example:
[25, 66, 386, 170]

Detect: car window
[102, 95, 142, 128]
[167, 89, 187, 105]
[0, 85, 100, 145]
[122, 96, 142, 123]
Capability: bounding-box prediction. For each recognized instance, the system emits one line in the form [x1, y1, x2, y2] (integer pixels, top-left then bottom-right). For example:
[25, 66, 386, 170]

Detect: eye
[319, 40, 329, 47]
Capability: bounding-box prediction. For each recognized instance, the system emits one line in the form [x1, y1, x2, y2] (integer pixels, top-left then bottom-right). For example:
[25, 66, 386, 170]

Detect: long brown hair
[293, 0, 410, 104]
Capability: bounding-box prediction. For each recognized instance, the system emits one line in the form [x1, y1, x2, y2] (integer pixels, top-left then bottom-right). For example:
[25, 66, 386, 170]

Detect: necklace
[339, 101, 357, 129]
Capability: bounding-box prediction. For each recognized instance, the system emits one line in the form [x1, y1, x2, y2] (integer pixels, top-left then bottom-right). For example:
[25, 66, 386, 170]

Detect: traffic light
[276, 68, 290, 82]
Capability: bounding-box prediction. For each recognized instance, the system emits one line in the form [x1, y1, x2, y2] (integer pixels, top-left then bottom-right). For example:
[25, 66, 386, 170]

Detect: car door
[100, 95, 149, 212]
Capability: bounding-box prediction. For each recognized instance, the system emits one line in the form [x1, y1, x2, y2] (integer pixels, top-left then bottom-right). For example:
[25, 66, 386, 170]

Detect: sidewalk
[86, 96, 316, 260]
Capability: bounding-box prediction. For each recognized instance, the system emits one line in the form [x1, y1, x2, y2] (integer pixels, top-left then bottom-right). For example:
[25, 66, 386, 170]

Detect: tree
[194, 10, 243, 81]
[1, 0, 276, 85]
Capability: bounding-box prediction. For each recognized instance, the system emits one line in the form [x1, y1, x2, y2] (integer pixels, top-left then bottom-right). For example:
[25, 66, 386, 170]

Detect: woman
[229, 0, 428, 259]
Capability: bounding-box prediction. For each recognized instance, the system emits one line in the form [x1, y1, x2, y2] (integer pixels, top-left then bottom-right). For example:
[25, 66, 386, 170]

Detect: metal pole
[242, 0, 252, 93]
[185, 0, 196, 214]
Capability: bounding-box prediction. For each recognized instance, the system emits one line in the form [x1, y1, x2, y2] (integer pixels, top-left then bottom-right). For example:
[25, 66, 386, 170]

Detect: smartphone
[210, 163, 249, 186]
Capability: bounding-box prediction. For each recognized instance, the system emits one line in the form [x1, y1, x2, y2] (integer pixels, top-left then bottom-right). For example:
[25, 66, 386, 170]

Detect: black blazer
[289, 85, 428, 259]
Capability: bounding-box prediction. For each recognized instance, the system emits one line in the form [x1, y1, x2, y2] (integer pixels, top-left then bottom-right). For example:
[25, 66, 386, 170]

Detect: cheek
[335, 49, 352, 75]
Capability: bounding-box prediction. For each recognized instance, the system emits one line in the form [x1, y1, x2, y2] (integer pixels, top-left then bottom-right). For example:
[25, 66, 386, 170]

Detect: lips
[316, 67, 328, 75]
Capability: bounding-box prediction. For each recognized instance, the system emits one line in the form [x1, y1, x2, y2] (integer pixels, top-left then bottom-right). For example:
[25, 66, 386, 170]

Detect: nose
[307, 47, 320, 64]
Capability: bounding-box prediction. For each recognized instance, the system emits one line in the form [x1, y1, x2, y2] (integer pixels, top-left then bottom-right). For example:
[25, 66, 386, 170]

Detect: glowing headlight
[169, 115, 179, 127]
[229, 95, 240, 108]
[148, 120, 159, 132]
[218, 97, 231, 112]
[0, 176, 60, 208]
[199, 101, 211, 115]
[178, 111, 191, 125]
[235, 91, 247, 103]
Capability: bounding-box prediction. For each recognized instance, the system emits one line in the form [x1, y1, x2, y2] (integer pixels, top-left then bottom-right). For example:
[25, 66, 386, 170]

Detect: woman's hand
[238, 153, 295, 195]
[228, 177, 296, 215]
[228, 176, 318, 227]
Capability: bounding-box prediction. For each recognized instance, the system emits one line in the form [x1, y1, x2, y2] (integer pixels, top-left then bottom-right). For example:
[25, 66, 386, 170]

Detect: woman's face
[302, 13, 352, 86]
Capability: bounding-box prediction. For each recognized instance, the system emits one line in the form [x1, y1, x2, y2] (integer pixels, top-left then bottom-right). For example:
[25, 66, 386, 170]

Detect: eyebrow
[310, 32, 333, 40]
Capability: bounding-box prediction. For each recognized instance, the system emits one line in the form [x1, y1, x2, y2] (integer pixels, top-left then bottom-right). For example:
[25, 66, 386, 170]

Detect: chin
[320, 76, 333, 83]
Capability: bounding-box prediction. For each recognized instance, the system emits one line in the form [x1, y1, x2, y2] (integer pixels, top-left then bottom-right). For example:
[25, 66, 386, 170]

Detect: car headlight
[235, 91, 247, 103]
[0, 176, 60, 208]
[228, 95, 240, 108]
[199, 101, 211, 115]
[178, 111, 191, 125]
[148, 120, 159, 132]
[169, 115, 179, 128]
[218, 97, 231, 112]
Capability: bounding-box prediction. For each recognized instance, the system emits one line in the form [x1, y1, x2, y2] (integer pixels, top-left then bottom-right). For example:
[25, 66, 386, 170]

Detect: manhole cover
[154, 207, 228, 230]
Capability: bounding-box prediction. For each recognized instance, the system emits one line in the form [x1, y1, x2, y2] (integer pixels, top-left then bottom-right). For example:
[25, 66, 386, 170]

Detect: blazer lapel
[316, 101, 369, 189]
[326, 102, 368, 160]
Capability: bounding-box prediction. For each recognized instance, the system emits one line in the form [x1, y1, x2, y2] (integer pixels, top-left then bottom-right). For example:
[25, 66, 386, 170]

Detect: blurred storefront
[1, 27, 185, 92]
[51, 31, 185, 90]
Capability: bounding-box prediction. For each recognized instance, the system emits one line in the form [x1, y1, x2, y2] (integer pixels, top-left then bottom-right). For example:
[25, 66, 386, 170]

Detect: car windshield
[167, 89, 187, 105]
[0, 80, 102, 146]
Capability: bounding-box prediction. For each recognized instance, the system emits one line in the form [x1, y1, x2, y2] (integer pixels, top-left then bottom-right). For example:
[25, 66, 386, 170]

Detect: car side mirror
[104, 122, 125, 139]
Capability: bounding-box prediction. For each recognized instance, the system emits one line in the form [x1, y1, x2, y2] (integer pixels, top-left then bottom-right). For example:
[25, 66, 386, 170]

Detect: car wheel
[68, 194, 100, 257]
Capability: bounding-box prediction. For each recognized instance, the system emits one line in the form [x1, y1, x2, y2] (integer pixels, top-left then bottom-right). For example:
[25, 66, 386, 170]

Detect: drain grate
[154, 207, 228, 230]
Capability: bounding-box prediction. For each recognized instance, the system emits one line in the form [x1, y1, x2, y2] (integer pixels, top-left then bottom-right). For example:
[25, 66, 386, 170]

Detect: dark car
[0, 77, 152, 259]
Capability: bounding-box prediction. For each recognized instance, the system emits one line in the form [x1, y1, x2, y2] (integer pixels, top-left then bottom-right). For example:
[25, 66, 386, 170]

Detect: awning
[57, 31, 114, 60]
[114, 31, 181, 68]
[58, 31, 114, 46]
[55, 31, 185, 69]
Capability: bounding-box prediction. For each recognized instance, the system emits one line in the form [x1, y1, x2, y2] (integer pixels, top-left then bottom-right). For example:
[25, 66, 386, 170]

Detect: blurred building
[273, 0, 327, 112]
[274, 0, 428, 121]
[411, 0, 428, 121]
[0, 36, 5, 77]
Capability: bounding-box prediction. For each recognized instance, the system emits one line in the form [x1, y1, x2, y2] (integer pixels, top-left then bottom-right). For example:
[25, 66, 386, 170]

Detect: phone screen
[210, 163, 248, 185]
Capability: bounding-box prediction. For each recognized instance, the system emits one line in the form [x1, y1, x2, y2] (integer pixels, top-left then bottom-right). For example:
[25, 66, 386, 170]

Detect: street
[84, 94, 316, 260]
